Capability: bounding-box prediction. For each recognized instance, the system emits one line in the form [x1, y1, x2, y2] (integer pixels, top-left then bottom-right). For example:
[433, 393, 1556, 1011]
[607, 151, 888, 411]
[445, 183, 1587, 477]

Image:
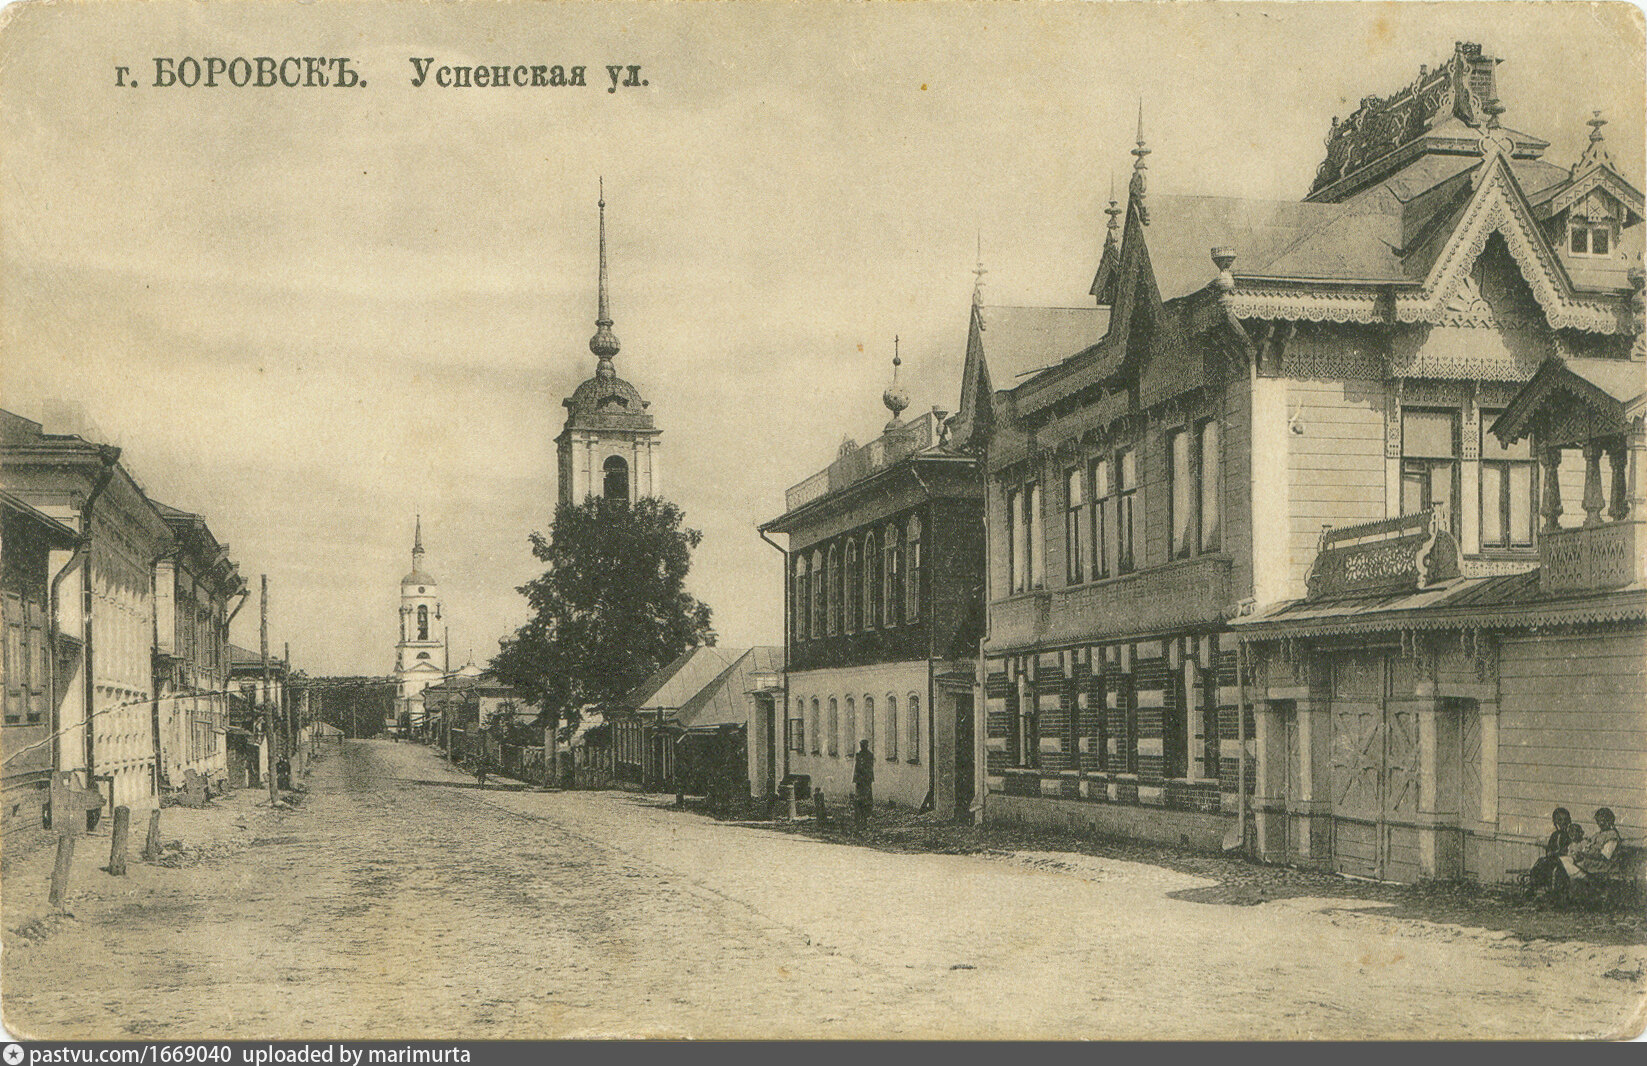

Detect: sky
[1, 1, 1641, 676]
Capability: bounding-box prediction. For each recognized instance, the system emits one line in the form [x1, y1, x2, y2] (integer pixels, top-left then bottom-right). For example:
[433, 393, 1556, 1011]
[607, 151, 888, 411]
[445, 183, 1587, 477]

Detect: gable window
[1480, 411, 1535, 549]
[905, 516, 922, 623]
[1402, 409, 1461, 539]
[1091, 458, 1112, 580]
[1116, 449, 1138, 574]
[843, 538, 859, 635]
[1065, 467, 1086, 584]
[1569, 223, 1612, 257]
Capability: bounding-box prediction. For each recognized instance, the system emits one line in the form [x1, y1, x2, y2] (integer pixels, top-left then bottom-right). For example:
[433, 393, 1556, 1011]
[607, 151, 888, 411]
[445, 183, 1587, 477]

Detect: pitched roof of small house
[617, 644, 747, 716]
[674, 646, 784, 729]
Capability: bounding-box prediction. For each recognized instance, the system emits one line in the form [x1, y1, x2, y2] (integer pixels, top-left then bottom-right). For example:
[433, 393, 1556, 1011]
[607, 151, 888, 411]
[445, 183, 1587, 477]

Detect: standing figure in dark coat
[853, 739, 875, 830]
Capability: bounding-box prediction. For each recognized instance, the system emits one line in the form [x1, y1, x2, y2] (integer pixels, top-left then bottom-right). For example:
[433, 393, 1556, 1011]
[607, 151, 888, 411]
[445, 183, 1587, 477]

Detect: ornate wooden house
[954, 42, 1645, 877]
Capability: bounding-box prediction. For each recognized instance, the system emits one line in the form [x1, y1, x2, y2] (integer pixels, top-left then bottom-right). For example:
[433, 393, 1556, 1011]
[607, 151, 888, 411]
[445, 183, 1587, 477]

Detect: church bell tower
[555, 183, 662, 507]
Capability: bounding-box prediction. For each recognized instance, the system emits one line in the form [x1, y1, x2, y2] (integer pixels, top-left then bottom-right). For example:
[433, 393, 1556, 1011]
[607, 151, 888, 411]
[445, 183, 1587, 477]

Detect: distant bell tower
[556, 182, 661, 508]
[394, 515, 445, 731]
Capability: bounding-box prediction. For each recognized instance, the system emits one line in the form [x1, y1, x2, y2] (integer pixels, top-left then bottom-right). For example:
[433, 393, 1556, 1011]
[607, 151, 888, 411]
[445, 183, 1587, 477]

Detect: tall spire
[589, 178, 621, 376]
[971, 232, 987, 309]
[1129, 99, 1151, 225]
[413, 514, 424, 563]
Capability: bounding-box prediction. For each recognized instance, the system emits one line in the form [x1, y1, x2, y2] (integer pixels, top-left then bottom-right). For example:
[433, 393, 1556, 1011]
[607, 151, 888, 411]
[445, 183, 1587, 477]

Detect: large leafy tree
[490, 495, 713, 780]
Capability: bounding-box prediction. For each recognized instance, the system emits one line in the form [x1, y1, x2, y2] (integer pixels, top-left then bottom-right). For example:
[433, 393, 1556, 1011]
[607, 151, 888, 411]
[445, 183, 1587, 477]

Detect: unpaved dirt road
[4, 740, 1642, 1039]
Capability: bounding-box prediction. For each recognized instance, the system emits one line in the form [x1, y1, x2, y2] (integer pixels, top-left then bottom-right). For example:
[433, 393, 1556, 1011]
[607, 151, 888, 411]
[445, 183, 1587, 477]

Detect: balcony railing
[987, 555, 1234, 652]
[1539, 520, 1642, 593]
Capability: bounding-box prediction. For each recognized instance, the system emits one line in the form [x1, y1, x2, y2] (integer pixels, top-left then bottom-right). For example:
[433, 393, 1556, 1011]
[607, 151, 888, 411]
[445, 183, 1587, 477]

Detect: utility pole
[261, 575, 277, 806]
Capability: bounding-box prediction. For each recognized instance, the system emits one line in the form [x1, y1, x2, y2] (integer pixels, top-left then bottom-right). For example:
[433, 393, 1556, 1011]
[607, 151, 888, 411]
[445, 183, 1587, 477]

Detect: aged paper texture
[1, 0, 1644, 1042]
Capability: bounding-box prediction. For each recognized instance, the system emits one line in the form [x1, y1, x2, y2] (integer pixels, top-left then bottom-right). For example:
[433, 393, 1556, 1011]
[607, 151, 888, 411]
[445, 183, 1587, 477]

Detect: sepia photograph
[0, 0, 1644, 1042]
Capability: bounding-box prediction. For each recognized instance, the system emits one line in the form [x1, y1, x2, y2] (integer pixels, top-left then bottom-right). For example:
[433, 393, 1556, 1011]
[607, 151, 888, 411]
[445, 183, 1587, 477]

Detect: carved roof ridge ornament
[1090, 173, 1124, 304]
[1310, 42, 1499, 197]
[1577, 110, 1614, 175]
[1129, 99, 1150, 226]
[1478, 98, 1516, 160]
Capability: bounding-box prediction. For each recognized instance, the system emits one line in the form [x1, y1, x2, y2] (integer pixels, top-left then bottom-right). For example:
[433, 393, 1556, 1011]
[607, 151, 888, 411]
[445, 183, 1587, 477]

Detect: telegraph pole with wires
[261, 575, 277, 806]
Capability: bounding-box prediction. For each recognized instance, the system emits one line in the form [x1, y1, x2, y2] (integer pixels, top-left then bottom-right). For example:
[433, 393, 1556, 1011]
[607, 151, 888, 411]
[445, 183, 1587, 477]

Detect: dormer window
[1569, 223, 1612, 257]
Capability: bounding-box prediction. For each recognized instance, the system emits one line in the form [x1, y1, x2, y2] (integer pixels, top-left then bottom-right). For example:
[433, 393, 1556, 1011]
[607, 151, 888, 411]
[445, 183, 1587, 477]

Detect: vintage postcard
[1, 0, 1644, 1043]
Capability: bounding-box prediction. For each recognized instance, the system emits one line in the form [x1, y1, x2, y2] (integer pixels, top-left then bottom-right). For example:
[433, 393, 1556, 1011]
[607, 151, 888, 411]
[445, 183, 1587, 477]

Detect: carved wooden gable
[1389, 236, 1558, 381]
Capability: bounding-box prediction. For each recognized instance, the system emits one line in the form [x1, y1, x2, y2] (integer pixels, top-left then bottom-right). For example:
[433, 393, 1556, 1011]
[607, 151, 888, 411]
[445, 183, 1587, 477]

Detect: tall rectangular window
[1402, 409, 1460, 539]
[826, 544, 841, 636]
[1116, 450, 1138, 574]
[1065, 467, 1086, 584]
[1017, 683, 1039, 769]
[905, 516, 922, 623]
[810, 698, 821, 755]
[788, 700, 804, 753]
[1198, 419, 1221, 553]
[1165, 664, 1189, 779]
[1028, 481, 1044, 589]
[844, 539, 859, 634]
[1480, 412, 1535, 549]
[1008, 486, 1026, 593]
[810, 550, 825, 641]
[1091, 458, 1111, 579]
[827, 698, 839, 757]
[1169, 427, 1194, 560]
[882, 524, 901, 628]
[885, 696, 898, 761]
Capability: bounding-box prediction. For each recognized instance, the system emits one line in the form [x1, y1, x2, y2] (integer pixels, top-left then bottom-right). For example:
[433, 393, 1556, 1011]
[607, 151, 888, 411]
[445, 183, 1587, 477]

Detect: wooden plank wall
[1284, 377, 1387, 595]
[1496, 629, 1647, 841]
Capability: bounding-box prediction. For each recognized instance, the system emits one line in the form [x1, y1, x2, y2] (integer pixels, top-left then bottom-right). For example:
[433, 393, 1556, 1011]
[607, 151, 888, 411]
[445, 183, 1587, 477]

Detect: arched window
[810, 698, 821, 755]
[827, 698, 839, 756]
[905, 515, 922, 623]
[844, 539, 859, 635]
[885, 695, 898, 761]
[811, 550, 825, 639]
[791, 698, 805, 753]
[826, 544, 840, 636]
[794, 555, 809, 642]
[863, 531, 879, 630]
[883, 524, 902, 628]
[907, 694, 921, 764]
[603, 454, 630, 502]
[845, 697, 856, 753]
[863, 696, 875, 758]
[417, 604, 429, 640]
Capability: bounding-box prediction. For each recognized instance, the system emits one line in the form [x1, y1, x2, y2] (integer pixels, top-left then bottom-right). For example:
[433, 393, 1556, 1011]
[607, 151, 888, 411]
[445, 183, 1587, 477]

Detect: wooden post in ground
[143, 809, 163, 861]
[261, 575, 277, 807]
[49, 834, 75, 909]
[107, 805, 130, 875]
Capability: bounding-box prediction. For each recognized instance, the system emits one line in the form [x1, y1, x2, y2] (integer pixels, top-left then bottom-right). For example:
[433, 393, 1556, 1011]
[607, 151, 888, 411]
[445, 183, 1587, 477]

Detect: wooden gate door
[1329, 652, 1385, 879]
[1380, 703, 1422, 883]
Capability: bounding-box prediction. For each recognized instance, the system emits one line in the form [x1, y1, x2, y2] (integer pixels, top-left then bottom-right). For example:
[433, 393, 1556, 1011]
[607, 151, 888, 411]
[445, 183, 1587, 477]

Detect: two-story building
[1, 410, 176, 816]
[761, 368, 984, 818]
[959, 42, 1644, 871]
[152, 502, 247, 792]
